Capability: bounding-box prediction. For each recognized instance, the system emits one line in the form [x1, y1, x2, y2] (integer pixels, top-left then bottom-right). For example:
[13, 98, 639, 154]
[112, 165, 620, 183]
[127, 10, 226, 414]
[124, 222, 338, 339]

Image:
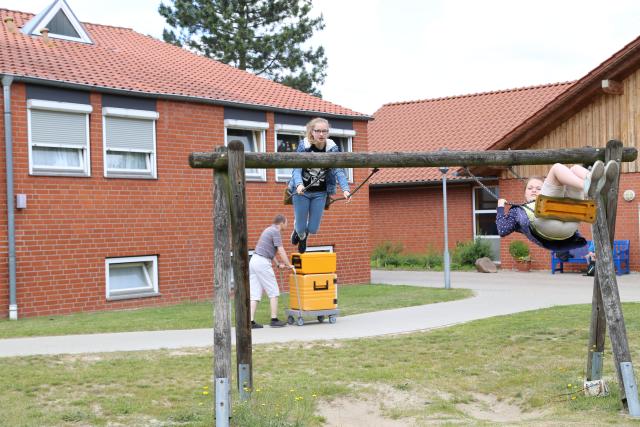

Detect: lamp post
[440, 166, 451, 289]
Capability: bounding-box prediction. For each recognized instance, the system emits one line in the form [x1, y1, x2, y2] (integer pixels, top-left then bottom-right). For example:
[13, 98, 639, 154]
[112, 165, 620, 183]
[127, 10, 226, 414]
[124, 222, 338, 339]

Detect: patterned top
[496, 206, 586, 251]
[253, 225, 283, 260]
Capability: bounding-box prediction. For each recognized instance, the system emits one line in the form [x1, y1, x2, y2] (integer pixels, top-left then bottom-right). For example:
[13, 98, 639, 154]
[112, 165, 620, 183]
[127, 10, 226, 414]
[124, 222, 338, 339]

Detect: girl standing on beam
[288, 118, 351, 253]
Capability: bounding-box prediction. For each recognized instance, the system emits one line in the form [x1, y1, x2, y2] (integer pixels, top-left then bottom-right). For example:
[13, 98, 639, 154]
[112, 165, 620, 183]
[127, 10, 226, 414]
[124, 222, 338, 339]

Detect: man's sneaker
[251, 321, 263, 329]
[584, 160, 604, 198]
[270, 318, 286, 327]
[297, 236, 307, 254]
[291, 230, 299, 245]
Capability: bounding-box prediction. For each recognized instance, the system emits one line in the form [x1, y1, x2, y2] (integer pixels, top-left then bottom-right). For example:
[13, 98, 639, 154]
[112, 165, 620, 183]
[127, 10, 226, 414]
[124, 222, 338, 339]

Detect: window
[473, 186, 500, 262]
[103, 107, 158, 179]
[330, 134, 354, 183]
[27, 99, 92, 176]
[21, 0, 93, 44]
[106, 256, 158, 300]
[275, 124, 305, 182]
[224, 119, 267, 181]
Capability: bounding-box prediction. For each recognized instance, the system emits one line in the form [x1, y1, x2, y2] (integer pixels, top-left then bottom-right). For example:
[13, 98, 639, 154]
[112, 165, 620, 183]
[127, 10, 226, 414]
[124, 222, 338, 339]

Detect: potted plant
[509, 240, 531, 272]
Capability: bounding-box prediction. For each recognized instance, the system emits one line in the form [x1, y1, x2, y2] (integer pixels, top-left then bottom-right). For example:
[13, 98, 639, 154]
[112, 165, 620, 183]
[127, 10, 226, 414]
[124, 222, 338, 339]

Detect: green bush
[370, 242, 444, 270]
[451, 239, 493, 266]
[509, 240, 530, 261]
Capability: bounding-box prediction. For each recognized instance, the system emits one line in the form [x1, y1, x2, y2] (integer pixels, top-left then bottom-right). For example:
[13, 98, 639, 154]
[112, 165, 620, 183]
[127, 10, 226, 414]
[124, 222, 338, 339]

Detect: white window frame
[472, 185, 500, 262]
[329, 130, 355, 183]
[224, 119, 268, 181]
[274, 124, 305, 182]
[23, 0, 93, 44]
[102, 107, 159, 179]
[27, 99, 92, 177]
[105, 255, 159, 300]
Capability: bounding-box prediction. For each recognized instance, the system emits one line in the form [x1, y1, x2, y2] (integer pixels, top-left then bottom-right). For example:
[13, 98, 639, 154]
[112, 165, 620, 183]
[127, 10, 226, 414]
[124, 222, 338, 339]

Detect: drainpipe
[2, 75, 17, 320]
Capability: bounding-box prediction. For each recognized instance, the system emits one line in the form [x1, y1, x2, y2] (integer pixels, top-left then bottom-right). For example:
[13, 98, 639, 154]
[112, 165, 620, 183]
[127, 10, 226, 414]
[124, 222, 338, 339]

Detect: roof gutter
[2, 75, 17, 320]
[370, 176, 497, 189]
[5, 74, 373, 121]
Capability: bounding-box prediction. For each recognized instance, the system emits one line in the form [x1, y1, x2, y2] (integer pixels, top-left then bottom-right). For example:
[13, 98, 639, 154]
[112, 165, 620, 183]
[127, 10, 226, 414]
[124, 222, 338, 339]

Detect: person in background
[288, 117, 351, 253]
[249, 214, 293, 328]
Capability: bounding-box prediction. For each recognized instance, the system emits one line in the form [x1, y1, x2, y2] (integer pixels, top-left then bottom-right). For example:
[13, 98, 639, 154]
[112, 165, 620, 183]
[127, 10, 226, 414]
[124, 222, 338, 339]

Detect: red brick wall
[369, 184, 474, 254]
[0, 83, 369, 317]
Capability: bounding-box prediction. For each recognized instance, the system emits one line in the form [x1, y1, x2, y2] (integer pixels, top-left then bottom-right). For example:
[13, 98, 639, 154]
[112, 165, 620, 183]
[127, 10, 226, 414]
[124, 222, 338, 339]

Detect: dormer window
[21, 0, 93, 44]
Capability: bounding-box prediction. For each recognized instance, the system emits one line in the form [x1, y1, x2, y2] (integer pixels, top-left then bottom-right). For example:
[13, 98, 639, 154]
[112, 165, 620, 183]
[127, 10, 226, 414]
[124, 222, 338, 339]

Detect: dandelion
[312, 394, 317, 398]
[567, 384, 572, 388]
[571, 396, 577, 400]
[289, 388, 295, 393]
[203, 386, 209, 390]
[256, 388, 261, 392]
[261, 403, 266, 406]
[203, 391, 210, 395]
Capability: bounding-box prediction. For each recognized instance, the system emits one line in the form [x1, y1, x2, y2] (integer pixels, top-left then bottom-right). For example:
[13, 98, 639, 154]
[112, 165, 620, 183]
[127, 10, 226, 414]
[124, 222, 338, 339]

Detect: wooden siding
[507, 68, 640, 178]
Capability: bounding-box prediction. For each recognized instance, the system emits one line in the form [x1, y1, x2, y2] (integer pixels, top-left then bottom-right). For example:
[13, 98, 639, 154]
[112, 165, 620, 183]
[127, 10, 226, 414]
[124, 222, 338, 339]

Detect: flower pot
[514, 260, 531, 272]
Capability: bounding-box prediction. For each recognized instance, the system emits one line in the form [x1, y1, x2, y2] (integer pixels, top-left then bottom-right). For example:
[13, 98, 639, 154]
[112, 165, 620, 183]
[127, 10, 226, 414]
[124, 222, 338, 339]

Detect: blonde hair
[305, 117, 329, 143]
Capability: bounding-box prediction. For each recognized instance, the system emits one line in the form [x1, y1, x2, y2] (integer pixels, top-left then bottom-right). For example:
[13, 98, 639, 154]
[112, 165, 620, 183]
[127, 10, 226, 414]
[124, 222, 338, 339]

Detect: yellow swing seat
[534, 194, 596, 224]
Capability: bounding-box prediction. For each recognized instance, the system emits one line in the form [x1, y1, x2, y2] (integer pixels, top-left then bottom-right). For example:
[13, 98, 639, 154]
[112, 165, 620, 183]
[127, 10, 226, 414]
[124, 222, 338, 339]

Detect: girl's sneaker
[584, 160, 604, 198]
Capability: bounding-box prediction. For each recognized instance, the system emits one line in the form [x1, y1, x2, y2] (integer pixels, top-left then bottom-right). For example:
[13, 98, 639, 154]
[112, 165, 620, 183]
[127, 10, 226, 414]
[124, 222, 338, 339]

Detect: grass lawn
[2, 303, 640, 426]
[0, 284, 472, 339]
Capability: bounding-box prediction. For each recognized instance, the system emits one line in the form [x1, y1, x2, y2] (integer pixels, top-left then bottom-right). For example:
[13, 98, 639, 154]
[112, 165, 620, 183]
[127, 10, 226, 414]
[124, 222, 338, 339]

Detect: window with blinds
[27, 100, 92, 176]
[102, 107, 158, 179]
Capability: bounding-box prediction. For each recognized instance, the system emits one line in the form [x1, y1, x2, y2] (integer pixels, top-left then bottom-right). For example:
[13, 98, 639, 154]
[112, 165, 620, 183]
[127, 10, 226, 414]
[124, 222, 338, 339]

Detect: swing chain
[463, 167, 535, 214]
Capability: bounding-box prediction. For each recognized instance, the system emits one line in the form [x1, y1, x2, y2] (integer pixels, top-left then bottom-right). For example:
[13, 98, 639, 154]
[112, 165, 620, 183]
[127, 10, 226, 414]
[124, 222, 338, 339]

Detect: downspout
[2, 75, 17, 320]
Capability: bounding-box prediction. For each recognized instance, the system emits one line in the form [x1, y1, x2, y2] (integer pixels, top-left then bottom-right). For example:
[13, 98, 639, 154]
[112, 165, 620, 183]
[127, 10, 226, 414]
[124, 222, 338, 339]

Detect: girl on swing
[288, 118, 351, 253]
[496, 160, 618, 250]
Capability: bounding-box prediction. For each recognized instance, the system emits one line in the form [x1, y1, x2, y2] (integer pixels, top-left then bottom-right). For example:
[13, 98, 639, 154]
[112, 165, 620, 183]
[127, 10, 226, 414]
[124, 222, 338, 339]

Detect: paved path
[1, 270, 639, 357]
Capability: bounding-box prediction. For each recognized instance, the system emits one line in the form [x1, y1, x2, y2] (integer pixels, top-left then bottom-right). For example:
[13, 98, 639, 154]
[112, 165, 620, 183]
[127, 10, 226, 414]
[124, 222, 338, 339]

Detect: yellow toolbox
[290, 252, 337, 274]
[289, 273, 337, 311]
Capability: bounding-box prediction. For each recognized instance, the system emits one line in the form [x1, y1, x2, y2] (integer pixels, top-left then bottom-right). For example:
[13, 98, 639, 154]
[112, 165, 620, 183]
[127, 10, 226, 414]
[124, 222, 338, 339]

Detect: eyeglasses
[313, 129, 329, 134]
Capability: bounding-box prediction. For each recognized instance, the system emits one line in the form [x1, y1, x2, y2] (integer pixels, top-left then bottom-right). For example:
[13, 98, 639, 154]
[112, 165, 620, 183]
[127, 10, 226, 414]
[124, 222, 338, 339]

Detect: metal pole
[440, 167, 451, 289]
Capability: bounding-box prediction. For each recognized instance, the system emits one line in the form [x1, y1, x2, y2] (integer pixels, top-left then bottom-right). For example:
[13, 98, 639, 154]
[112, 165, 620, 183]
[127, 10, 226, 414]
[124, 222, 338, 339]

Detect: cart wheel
[296, 317, 304, 326]
[287, 316, 295, 325]
[328, 315, 337, 324]
[317, 315, 325, 323]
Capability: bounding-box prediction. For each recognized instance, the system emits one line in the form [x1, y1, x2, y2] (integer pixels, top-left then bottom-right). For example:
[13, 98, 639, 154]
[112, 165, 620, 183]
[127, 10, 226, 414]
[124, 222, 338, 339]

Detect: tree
[159, 0, 328, 96]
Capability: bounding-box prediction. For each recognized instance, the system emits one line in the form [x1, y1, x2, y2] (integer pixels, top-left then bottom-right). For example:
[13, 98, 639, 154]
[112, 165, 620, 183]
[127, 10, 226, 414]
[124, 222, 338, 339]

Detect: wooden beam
[213, 147, 232, 426]
[586, 140, 623, 381]
[601, 79, 624, 95]
[227, 141, 252, 400]
[189, 147, 638, 170]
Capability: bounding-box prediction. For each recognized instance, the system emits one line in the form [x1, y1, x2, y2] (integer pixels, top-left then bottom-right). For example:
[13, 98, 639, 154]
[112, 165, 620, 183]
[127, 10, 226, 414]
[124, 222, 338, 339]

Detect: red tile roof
[0, 8, 367, 119]
[369, 82, 573, 185]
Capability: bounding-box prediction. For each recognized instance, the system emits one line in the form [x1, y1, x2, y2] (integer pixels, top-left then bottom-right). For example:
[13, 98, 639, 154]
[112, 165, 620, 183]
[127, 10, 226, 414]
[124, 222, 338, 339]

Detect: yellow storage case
[289, 273, 337, 311]
[290, 252, 337, 274]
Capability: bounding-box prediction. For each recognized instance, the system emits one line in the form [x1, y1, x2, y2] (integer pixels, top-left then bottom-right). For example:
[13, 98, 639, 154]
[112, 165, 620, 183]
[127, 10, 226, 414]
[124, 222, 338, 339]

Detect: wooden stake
[227, 141, 252, 400]
[213, 146, 232, 426]
[586, 140, 622, 381]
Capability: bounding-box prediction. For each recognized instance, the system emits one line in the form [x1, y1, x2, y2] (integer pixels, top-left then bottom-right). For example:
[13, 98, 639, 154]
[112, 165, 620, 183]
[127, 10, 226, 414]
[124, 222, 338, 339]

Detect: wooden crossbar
[534, 195, 596, 223]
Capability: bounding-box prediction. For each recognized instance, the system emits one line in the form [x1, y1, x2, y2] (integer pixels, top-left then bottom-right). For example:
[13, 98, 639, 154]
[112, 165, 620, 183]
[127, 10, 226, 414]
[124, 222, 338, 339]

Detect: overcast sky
[4, 0, 640, 115]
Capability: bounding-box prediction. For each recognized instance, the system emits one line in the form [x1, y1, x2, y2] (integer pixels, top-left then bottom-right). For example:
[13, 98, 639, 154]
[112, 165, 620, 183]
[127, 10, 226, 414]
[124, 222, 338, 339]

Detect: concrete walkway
[1, 270, 639, 357]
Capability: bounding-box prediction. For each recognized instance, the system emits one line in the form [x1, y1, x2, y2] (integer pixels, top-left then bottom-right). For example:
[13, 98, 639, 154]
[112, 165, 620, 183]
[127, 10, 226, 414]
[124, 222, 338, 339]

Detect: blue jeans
[292, 191, 327, 238]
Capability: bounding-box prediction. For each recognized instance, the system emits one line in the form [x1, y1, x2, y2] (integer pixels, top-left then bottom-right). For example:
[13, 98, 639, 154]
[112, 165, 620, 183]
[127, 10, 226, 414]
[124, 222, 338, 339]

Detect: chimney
[40, 27, 50, 44]
[3, 16, 16, 33]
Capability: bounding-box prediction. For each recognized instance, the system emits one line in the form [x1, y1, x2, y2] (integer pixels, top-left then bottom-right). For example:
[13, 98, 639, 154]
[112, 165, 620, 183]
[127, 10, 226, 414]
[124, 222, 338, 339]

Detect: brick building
[369, 35, 640, 272]
[0, 1, 370, 318]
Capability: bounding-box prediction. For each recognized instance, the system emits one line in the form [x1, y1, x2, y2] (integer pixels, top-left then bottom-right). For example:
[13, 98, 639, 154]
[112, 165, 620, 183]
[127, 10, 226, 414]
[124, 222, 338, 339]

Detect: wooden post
[213, 147, 232, 427]
[586, 140, 623, 381]
[591, 148, 639, 413]
[227, 141, 252, 400]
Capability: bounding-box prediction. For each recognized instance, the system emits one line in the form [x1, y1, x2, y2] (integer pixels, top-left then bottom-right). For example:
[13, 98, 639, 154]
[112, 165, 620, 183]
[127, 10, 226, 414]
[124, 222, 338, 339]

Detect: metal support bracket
[590, 351, 603, 380]
[238, 363, 251, 401]
[215, 377, 230, 427]
[620, 362, 640, 417]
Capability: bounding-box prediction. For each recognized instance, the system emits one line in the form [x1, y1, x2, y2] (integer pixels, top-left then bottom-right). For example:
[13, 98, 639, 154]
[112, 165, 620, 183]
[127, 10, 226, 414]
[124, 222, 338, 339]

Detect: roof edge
[487, 35, 640, 151]
[3, 74, 372, 121]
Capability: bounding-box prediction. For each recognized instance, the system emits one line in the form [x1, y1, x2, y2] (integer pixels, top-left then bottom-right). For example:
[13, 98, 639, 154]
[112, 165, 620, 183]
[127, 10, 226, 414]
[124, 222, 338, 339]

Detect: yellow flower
[312, 394, 317, 398]
[202, 391, 209, 395]
[567, 384, 572, 388]
[289, 388, 295, 392]
[199, 402, 204, 406]
[571, 396, 577, 400]
[203, 386, 209, 389]
[256, 388, 261, 392]
[261, 403, 266, 406]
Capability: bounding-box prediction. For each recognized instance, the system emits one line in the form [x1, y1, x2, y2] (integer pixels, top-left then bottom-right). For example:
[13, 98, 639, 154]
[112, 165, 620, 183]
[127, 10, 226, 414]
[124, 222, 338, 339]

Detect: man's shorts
[249, 254, 280, 301]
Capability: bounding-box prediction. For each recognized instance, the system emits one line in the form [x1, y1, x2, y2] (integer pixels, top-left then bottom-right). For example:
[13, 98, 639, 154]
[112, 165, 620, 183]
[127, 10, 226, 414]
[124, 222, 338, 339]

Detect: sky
[3, 0, 640, 115]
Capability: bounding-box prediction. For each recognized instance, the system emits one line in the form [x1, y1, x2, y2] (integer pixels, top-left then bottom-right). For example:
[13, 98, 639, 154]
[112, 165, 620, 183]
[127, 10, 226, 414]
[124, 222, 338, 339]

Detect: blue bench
[551, 240, 630, 275]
